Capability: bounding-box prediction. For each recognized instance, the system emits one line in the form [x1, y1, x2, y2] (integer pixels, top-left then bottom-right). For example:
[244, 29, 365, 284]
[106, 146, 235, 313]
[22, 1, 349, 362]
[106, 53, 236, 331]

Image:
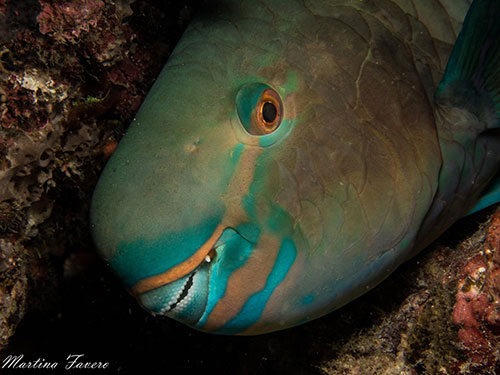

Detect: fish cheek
[240, 253, 307, 335]
[201, 234, 282, 333]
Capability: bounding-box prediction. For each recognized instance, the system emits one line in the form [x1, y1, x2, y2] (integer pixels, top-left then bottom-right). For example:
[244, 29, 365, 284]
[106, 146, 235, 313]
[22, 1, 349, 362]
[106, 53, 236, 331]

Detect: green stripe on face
[196, 227, 257, 329]
[111, 216, 222, 287]
[108, 142, 247, 289]
[214, 238, 297, 335]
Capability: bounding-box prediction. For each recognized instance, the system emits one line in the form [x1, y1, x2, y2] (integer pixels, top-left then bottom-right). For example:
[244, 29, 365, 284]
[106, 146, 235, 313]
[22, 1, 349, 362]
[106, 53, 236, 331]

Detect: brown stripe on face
[130, 224, 225, 295]
[201, 234, 281, 332]
[221, 145, 262, 226]
[240, 250, 305, 335]
[129, 144, 262, 297]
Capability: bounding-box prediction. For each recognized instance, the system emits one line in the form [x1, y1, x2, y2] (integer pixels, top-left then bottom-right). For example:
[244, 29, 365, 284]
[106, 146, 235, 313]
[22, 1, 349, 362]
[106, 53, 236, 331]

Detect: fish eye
[236, 83, 284, 136]
[256, 89, 282, 134]
[262, 102, 277, 123]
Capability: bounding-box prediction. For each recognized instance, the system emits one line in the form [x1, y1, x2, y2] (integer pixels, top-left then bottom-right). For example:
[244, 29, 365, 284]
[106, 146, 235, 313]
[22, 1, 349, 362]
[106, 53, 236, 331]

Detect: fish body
[91, 0, 500, 334]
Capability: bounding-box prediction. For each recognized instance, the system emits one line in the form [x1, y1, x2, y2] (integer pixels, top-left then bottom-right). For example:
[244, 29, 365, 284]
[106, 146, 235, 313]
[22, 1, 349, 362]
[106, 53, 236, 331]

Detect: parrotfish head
[91, 1, 439, 335]
[91, 10, 305, 335]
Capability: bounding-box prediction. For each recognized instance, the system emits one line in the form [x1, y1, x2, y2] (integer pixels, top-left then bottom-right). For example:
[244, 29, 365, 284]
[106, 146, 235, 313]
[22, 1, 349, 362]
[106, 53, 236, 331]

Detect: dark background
[0, 1, 498, 374]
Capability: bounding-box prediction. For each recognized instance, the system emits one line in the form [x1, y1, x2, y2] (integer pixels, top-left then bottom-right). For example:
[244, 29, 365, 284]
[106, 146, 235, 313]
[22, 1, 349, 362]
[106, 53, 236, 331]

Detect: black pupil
[262, 102, 277, 124]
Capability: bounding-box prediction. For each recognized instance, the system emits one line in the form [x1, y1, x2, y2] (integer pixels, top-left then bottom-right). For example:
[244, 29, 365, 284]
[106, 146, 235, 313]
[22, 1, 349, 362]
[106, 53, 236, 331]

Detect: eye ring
[235, 83, 286, 139]
[255, 88, 283, 134]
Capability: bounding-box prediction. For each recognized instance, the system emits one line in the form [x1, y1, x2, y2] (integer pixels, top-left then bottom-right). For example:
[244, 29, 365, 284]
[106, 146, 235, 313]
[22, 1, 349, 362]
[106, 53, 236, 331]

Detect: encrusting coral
[0, 1, 499, 374]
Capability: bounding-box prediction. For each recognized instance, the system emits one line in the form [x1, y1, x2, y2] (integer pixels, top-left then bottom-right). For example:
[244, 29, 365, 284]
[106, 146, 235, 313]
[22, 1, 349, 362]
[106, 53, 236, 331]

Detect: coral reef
[452, 215, 500, 372]
[0, 0, 194, 351]
[319, 209, 500, 375]
[37, 0, 106, 43]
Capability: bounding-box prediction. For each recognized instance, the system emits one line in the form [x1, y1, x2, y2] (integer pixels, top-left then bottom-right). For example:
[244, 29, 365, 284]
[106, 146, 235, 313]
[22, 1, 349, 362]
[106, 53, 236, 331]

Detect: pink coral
[0, 75, 48, 131]
[452, 212, 500, 370]
[37, 0, 105, 43]
[0, 0, 184, 351]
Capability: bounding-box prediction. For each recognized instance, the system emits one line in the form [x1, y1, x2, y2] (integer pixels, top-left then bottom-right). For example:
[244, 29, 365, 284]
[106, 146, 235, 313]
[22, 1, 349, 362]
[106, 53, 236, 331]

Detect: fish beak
[129, 224, 226, 296]
[135, 226, 252, 327]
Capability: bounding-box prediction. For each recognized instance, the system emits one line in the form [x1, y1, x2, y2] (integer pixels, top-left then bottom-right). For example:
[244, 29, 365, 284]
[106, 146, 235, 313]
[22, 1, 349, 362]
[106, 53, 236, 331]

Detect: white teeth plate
[160, 271, 196, 314]
[159, 243, 224, 315]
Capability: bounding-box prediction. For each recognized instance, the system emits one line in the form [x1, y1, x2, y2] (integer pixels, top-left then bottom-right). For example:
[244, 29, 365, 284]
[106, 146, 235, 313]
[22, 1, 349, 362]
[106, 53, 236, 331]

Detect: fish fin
[436, 0, 500, 215]
[436, 0, 500, 128]
[467, 173, 500, 215]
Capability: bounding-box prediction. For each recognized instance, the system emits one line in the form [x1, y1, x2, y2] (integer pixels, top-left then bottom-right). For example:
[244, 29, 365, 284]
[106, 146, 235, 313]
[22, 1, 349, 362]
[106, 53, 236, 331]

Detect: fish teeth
[160, 244, 223, 315]
[204, 246, 219, 263]
[165, 271, 195, 313]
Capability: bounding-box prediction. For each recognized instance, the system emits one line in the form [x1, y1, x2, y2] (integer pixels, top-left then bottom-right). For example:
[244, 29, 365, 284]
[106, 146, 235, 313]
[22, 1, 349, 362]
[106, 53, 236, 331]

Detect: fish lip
[189, 226, 253, 271]
[140, 227, 251, 326]
[130, 224, 226, 296]
[158, 228, 246, 324]
[131, 225, 254, 297]
[192, 227, 254, 329]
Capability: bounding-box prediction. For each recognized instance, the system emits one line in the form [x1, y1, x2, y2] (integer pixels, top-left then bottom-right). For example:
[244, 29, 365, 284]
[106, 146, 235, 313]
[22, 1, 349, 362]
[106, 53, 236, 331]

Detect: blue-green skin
[91, 0, 500, 335]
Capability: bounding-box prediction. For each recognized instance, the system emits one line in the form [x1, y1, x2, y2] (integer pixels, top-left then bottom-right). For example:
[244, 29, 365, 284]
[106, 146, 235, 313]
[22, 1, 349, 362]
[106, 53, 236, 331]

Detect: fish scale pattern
[91, 0, 500, 334]
[235, 0, 447, 259]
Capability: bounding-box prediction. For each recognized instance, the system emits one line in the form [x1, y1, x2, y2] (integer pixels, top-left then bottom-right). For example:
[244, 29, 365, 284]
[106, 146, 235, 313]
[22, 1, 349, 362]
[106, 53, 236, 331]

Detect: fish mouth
[135, 226, 248, 325]
[130, 224, 226, 296]
[153, 235, 226, 313]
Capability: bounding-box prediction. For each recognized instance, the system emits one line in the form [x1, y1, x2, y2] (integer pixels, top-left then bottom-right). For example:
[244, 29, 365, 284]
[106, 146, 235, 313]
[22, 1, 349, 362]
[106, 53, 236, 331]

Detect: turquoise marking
[281, 71, 299, 97]
[242, 151, 295, 236]
[242, 151, 296, 239]
[223, 143, 245, 183]
[437, 0, 500, 119]
[215, 238, 297, 334]
[110, 139, 246, 288]
[255, 52, 279, 70]
[267, 201, 294, 236]
[231, 142, 245, 162]
[259, 119, 297, 147]
[400, 237, 410, 249]
[242, 183, 260, 223]
[235, 71, 298, 147]
[111, 216, 222, 287]
[90, 0, 498, 336]
[436, 0, 500, 214]
[196, 228, 257, 328]
[468, 173, 500, 214]
[242, 151, 269, 223]
[302, 295, 314, 305]
[234, 222, 261, 244]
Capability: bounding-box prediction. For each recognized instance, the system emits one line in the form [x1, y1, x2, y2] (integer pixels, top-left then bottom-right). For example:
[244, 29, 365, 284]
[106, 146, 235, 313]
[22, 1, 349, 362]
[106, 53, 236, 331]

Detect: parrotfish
[90, 0, 500, 335]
